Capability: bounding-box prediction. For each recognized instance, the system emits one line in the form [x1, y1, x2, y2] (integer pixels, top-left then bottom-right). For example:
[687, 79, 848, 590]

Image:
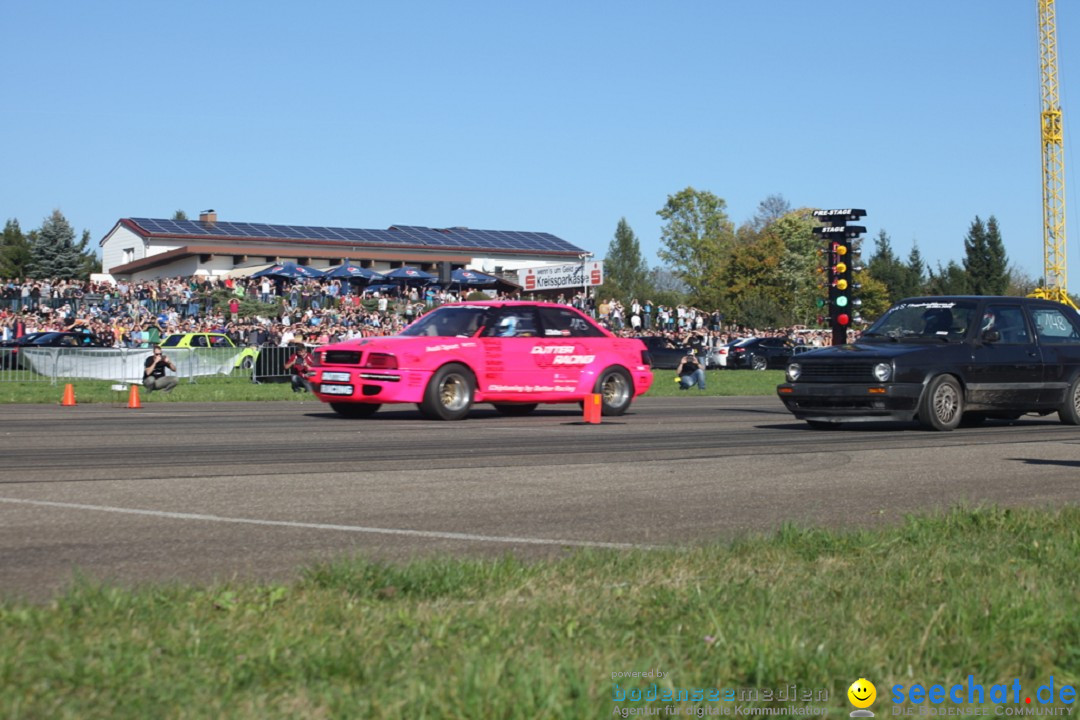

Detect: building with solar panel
[99, 211, 588, 282]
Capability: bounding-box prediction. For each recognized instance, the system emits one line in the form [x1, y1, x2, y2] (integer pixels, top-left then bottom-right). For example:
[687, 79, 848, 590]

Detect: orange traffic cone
[127, 384, 142, 409]
[61, 383, 76, 406]
[583, 393, 602, 424]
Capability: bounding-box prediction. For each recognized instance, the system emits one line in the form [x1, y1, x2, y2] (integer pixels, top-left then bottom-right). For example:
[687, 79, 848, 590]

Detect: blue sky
[3, 0, 1078, 285]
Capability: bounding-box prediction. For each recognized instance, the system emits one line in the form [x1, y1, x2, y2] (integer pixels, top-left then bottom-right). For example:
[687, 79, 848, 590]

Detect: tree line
[599, 186, 1045, 328]
[1, 210, 101, 280]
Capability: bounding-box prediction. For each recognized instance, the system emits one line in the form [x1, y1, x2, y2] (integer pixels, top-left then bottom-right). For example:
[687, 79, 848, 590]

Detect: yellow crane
[1031, 0, 1078, 308]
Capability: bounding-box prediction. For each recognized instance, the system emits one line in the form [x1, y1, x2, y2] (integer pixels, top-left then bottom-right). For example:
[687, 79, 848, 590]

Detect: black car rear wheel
[918, 375, 963, 431]
[1058, 375, 1080, 425]
[750, 355, 767, 371]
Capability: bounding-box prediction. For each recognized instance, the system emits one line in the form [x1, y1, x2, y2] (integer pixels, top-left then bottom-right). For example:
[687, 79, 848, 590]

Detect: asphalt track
[2, 396, 1079, 601]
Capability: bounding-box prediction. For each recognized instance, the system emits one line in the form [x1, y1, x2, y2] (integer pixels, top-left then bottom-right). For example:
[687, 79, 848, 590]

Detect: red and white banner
[517, 261, 604, 292]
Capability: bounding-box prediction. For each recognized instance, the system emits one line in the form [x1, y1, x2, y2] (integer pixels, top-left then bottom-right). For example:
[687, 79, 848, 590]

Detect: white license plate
[322, 372, 350, 382]
[320, 384, 353, 395]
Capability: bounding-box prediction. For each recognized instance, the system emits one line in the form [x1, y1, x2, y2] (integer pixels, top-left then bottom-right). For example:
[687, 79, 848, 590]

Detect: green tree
[866, 230, 908, 304]
[720, 232, 787, 325]
[898, 244, 926, 298]
[1006, 267, 1038, 297]
[645, 267, 689, 308]
[656, 187, 735, 309]
[853, 273, 893, 323]
[77, 229, 103, 277]
[925, 260, 970, 295]
[769, 208, 818, 323]
[748, 193, 792, 231]
[982, 216, 1009, 295]
[29, 210, 95, 279]
[0, 219, 33, 278]
[963, 216, 1009, 295]
[172, 209, 189, 221]
[600, 218, 650, 304]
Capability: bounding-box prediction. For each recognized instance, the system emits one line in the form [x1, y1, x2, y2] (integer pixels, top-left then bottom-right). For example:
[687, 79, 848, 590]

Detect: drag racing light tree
[811, 209, 866, 346]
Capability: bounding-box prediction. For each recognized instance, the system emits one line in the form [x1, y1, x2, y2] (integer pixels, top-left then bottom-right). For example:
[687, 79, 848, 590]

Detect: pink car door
[479, 307, 563, 394]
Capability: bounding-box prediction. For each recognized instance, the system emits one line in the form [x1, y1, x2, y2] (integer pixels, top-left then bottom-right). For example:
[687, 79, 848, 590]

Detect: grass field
[1, 506, 1077, 718]
[0, 368, 784, 404]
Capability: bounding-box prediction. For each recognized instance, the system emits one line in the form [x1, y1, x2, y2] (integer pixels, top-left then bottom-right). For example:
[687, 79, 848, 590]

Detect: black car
[777, 296, 1080, 430]
[728, 337, 796, 370]
[635, 336, 693, 370]
[1, 331, 108, 370]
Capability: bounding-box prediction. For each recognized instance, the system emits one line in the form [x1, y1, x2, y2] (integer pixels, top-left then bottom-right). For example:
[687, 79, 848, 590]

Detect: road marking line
[0, 497, 653, 550]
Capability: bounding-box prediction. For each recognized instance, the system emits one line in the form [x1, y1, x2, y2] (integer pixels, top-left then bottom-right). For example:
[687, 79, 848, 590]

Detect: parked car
[160, 333, 259, 369]
[728, 337, 796, 370]
[1, 331, 110, 370]
[311, 301, 653, 420]
[706, 341, 740, 368]
[634, 336, 692, 370]
[777, 296, 1080, 430]
[0, 332, 60, 369]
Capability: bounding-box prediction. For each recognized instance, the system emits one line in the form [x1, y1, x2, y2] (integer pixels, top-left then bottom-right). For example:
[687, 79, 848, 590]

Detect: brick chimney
[199, 209, 217, 224]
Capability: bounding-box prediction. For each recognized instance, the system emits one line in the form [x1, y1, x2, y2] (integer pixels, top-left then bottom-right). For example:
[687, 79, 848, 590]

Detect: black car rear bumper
[776, 382, 924, 422]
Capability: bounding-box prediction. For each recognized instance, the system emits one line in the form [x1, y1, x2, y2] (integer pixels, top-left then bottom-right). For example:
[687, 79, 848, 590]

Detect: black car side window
[982, 306, 1030, 344]
[1030, 307, 1080, 344]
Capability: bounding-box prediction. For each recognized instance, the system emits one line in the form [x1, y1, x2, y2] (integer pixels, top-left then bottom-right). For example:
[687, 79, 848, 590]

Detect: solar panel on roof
[127, 217, 583, 254]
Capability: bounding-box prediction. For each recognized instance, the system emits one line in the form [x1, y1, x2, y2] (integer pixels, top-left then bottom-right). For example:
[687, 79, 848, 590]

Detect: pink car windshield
[400, 306, 490, 338]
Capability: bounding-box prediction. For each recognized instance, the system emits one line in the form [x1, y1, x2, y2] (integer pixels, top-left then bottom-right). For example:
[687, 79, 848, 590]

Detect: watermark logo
[849, 679, 878, 718]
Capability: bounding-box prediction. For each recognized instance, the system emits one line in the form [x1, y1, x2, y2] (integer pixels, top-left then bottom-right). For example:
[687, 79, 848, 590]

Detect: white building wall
[469, 256, 574, 273]
[131, 257, 206, 282]
[101, 225, 144, 274]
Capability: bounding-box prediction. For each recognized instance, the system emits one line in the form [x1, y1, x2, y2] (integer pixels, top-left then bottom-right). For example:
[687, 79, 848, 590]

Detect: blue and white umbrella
[250, 261, 325, 279]
[322, 263, 387, 282]
[383, 266, 436, 285]
[450, 268, 500, 287]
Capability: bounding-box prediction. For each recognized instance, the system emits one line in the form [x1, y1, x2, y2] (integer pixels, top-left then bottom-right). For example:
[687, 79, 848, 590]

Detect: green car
[159, 333, 259, 369]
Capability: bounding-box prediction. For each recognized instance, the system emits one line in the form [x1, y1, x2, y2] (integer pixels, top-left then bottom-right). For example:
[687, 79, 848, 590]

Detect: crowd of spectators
[0, 275, 839, 351]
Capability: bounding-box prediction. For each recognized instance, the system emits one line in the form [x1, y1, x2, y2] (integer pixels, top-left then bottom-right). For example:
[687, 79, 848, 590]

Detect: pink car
[311, 301, 653, 420]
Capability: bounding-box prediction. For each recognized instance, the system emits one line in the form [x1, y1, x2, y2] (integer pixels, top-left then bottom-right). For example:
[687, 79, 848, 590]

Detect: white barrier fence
[1, 347, 246, 384]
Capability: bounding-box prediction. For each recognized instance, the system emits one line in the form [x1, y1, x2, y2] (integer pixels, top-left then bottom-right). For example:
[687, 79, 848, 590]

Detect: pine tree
[77, 230, 102, 278]
[926, 261, 970, 295]
[962, 216, 991, 295]
[867, 230, 907, 303]
[602, 218, 650, 303]
[907, 244, 925, 290]
[172, 209, 189, 221]
[29, 209, 86, 279]
[0, 219, 33, 278]
[983, 216, 1009, 295]
[893, 243, 925, 299]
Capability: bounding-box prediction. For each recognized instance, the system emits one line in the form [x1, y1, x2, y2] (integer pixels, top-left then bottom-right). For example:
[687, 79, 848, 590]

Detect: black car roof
[898, 295, 1065, 305]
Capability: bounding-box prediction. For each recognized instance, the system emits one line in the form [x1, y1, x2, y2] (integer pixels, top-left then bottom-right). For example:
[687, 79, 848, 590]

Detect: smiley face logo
[848, 678, 877, 709]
